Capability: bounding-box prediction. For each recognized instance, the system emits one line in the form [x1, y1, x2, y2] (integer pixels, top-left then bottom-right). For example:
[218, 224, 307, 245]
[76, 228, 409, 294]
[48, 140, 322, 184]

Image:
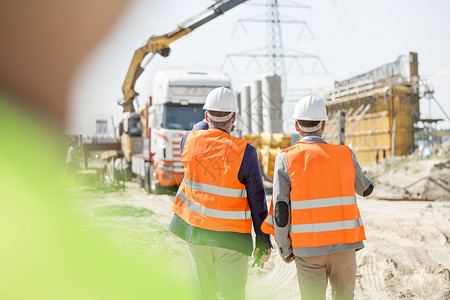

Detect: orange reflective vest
[171, 129, 252, 233]
[262, 142, 366, 247]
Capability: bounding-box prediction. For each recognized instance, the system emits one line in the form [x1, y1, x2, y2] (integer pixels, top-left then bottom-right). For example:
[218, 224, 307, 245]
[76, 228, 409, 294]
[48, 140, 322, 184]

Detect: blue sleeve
[238, 144, 272, 250]
[180, 121, 209, 154]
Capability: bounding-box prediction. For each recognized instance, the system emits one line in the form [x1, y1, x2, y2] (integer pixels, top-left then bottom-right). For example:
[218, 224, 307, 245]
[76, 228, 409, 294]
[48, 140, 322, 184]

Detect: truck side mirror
[149, 107, 157, 128]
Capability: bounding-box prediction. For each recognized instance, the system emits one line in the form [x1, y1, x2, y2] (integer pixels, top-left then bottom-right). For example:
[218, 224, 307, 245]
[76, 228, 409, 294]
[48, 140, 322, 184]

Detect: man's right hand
[282, 253, 295, 264]
[252, 248, 271, 268]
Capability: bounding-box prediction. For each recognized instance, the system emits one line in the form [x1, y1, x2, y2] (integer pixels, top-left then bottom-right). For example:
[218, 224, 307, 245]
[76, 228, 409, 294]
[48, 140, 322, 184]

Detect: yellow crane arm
[121, 29, 191, 112]
[120, 0, 247, 112]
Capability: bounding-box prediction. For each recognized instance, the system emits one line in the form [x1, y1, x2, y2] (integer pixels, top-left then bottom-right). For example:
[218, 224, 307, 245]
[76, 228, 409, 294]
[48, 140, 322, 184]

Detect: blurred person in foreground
[262, 95, 374, 300]
[0, 1, 194, 299]
[169, 87, 272, 300]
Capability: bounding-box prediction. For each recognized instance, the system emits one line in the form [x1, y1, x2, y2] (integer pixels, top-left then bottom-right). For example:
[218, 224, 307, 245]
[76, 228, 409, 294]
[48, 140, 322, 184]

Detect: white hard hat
[292, 95, 328, 121]
[203, 86, 239, 113]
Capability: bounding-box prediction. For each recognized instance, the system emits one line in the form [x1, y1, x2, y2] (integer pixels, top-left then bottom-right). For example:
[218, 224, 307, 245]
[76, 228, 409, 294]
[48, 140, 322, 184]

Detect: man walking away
[170, 87, 272, 300]
[262, 95, 374, 300]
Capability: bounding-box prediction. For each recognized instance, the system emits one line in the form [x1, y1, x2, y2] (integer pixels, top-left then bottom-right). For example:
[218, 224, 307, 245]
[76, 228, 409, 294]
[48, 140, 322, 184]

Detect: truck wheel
[144, 162, 151, 193]
[148, 163, 163, 194]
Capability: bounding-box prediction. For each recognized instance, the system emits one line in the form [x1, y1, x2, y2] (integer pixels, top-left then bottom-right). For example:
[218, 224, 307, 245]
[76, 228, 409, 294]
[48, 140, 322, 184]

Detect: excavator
[119, 0, 247, 113]
[117, 0, 247, 192]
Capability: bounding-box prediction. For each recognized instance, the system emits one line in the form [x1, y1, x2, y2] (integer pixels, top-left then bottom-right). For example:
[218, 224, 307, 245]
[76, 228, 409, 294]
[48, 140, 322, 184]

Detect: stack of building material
[245, 133, 290, 180]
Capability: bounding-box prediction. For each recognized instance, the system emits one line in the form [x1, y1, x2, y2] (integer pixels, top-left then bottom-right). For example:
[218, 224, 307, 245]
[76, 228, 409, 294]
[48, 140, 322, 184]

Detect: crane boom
[120, 0, 247, 112]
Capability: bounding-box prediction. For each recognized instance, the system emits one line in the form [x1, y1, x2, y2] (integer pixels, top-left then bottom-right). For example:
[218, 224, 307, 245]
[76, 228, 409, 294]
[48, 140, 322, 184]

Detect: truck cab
[132, 70, 231, 193]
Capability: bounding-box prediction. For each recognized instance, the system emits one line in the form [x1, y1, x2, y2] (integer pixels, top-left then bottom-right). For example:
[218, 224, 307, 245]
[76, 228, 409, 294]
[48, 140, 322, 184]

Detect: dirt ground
[71, 180, 450, 300]
[364, 140, 450, 202]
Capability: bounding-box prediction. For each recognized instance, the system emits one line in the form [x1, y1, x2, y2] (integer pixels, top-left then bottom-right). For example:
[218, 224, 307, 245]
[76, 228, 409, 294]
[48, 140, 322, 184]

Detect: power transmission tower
[222, 0, 326, 81]
[222, 0, 327, 133]
[267, 0, 285, 75]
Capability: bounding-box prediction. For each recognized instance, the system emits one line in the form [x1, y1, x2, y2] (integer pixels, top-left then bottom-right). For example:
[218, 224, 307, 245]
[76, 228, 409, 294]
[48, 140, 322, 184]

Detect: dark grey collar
[299, 136, 327, 144]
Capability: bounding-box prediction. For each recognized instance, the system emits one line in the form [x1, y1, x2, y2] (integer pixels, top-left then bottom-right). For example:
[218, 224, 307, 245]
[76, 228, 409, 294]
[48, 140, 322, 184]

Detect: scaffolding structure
[324, 52, 421, 165]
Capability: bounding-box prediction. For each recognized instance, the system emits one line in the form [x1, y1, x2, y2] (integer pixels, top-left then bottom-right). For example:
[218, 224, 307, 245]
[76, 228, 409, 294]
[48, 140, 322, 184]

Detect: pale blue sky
[67, 0, 450, 136]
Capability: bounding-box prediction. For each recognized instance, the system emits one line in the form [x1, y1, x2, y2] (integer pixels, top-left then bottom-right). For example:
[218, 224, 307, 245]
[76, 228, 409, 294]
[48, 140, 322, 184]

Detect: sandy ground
[72, 181, 450, 300]
[364, 140, 450, 202]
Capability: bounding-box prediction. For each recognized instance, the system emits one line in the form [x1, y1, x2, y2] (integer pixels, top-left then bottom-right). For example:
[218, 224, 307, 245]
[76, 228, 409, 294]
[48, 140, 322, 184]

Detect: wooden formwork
[324, 52, 421, 165]
[325, 84, 420, 165]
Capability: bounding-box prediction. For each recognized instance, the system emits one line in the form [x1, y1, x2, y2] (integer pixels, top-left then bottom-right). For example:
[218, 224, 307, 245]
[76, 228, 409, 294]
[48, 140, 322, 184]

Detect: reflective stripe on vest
[291, 217, 363, 233]
[291, 195, 356, 209]
[261, 196, 359, 237]
[184, 178, 247, 198]
[175, 185, 251, 220]
[171, 129, 252, 233]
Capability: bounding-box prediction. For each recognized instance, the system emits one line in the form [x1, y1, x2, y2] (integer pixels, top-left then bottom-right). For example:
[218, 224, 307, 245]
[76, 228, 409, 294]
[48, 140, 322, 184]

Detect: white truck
[129, 70, 231, 193]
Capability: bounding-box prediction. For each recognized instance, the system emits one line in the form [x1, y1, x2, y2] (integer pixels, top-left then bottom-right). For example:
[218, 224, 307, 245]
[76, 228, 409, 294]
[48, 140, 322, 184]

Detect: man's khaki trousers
[294, 249, 356, 300]
[188, 244, 248, 300]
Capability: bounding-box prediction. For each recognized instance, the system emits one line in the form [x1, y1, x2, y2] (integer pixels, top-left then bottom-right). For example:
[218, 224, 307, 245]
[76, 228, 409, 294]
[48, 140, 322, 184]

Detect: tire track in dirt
[427, 247, 450, 269]
[357, 199, 450, 299]
[357, 252, 390, 300]
[247, 251, 298, 300]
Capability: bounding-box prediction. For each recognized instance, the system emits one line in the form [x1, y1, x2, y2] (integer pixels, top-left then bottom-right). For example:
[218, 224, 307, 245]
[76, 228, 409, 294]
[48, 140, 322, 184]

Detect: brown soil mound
[364, 140, 450, 201]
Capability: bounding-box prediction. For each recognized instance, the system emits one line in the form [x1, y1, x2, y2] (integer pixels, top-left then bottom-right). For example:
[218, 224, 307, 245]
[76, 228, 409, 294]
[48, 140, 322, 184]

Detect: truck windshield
[162, 103, 205, 131]
[128, 116, 142, 137]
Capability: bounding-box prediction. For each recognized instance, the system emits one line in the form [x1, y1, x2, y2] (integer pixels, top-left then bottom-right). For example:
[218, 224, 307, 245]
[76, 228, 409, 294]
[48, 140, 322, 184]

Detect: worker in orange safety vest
[169, 87, 272, 300]
[261, 95, 374, 300]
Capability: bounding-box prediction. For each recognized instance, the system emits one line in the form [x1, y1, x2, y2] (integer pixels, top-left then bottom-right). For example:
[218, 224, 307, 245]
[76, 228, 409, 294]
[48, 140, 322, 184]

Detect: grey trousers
[294, 249, 356, 300]
[188, 243, 249, 300]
